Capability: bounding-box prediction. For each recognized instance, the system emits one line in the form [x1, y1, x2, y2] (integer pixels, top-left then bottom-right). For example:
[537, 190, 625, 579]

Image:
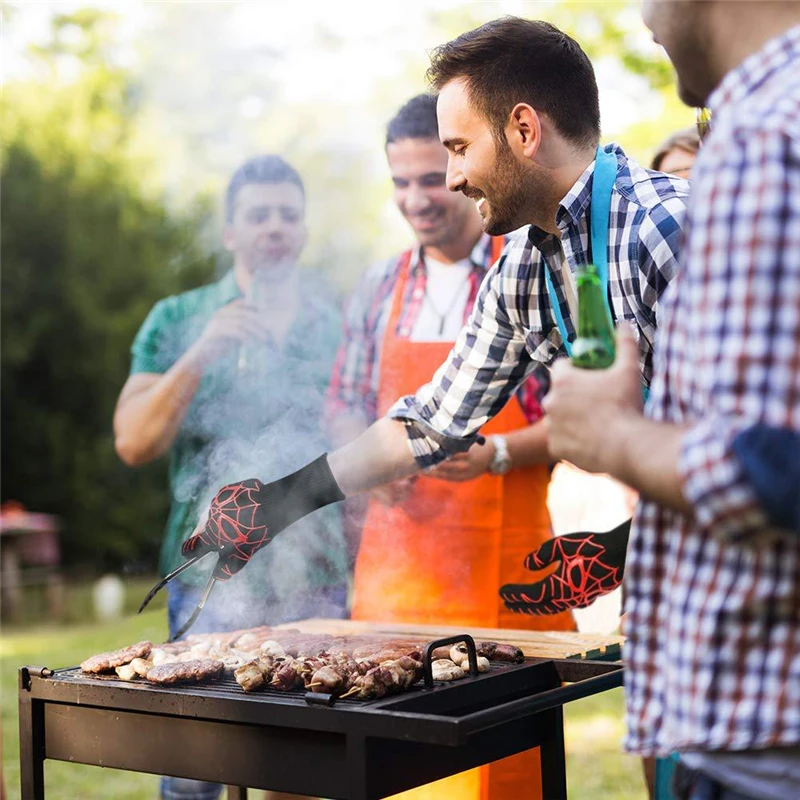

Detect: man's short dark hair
[426, 17, 600, 150]
[386, 94, 439, 146]
[225, 155, 305, 223]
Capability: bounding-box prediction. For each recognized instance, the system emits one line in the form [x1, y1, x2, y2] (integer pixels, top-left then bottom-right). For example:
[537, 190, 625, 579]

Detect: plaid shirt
[624, 25, 800, 757]
[387, 145, 689, 466]
[326, 234, 544, 426]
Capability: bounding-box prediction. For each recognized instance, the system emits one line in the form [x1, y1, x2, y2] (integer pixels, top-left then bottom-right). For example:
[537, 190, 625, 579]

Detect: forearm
[505, 419, 551, 468]
[604, 415, 691, 514]
[326, 411, 370, 449]
[114, 345, 207, 466]
[327, 417, 420, 496]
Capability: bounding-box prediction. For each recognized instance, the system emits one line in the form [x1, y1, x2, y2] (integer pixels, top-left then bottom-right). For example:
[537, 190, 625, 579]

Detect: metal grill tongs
[137, 551, 218, 641]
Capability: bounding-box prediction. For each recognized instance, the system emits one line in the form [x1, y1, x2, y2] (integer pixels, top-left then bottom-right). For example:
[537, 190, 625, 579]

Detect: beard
[479, 137, 551, 236]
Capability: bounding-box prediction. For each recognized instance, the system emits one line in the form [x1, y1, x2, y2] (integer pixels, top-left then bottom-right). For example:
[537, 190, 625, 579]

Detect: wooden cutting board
[276, 618, 624, 661]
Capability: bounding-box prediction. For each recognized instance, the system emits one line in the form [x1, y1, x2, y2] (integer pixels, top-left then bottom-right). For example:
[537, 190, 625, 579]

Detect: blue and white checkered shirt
[624, 25, 800, 757]
[387, 144, 689, 467]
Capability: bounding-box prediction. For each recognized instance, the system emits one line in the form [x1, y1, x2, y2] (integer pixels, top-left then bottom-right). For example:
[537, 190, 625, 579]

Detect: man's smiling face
[437, 78, 534, 236]
[386, 135, 479, 249]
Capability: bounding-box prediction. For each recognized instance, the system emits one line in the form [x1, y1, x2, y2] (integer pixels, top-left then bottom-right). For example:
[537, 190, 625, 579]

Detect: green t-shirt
[130, 270, 347, 596]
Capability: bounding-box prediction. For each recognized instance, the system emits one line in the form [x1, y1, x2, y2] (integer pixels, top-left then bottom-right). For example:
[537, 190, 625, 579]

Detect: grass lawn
[2, 588, 645, 799]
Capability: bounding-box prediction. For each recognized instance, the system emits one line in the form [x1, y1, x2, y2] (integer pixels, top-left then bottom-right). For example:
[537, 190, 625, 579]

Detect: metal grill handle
[422, 634, 479, 689]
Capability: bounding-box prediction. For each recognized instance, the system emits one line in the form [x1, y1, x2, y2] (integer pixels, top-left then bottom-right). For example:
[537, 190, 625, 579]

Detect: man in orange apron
[325, 94, 575, 800]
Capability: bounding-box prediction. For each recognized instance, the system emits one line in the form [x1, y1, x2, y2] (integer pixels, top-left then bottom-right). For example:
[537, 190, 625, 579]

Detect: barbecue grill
[19, 632, 622, 800]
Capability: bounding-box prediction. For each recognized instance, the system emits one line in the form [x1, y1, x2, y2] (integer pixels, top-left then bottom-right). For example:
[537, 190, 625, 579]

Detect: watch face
[495, 457, 512, 475]
[490, 452, 512, 475]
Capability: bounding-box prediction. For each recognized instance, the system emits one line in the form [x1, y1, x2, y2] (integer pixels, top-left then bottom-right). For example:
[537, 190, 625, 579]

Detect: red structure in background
[0, 501, 62, 622]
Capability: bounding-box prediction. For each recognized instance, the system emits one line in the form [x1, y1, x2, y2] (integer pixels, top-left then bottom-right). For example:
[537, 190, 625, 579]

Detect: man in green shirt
[114, 155, 347, 800]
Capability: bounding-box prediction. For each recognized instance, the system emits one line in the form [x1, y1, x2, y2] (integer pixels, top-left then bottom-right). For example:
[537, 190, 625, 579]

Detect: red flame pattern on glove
[182, 479, 272, 580]
[499, 527, 628, 615]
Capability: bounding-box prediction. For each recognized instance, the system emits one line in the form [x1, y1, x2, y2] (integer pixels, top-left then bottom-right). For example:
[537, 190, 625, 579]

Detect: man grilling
[185, 19, 689, 796]
[325, 93, 575, 799]
[114, 155, 347, 800]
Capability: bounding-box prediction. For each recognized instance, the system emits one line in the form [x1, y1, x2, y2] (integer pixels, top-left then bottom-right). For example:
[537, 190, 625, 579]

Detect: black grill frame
[19, 654, 622, 799]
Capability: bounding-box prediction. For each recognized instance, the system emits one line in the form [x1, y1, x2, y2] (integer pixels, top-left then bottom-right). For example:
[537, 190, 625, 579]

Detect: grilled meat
[130, 658, 154, 677]
[80, 641, 152, 674]
[115, 663, 137, 681]
[234, 657, 275, 692]
[476, 642, 523, 663]
[146, 659, 224, 686]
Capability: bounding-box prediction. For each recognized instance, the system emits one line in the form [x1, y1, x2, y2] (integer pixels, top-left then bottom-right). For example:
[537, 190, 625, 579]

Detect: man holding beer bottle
[185, 18, 690, 632]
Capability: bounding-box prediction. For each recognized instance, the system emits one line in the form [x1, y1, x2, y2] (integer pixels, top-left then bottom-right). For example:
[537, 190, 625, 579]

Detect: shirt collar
[708, 24, 800, 117]
[412, 233, 496, 275]
[528, 143, 625, 249]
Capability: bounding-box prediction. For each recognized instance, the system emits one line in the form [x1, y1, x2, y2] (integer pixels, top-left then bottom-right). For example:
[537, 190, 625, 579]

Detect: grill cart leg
[346, 735, 369, 800]
[226, 787, 247, 799]
[19, 670, 45, 800]
[539, 707, 567, 800]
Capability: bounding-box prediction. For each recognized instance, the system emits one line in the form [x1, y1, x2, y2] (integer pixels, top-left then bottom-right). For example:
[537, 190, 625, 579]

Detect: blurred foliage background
[1, 1, 693, 575]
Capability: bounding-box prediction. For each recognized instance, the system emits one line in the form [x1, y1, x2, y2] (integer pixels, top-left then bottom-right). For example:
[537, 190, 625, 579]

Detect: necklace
[423, 268, 473, 336]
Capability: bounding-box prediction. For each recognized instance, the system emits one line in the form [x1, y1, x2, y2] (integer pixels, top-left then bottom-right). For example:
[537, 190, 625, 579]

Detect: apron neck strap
[545, 144, 617, 356]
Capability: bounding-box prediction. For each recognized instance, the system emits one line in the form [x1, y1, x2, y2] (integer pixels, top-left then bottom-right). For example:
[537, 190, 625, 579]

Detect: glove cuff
[258, 454, 345, 534]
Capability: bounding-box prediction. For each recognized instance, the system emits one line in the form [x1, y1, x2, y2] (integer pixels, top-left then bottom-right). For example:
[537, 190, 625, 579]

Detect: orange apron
[351, 245, 575, 800]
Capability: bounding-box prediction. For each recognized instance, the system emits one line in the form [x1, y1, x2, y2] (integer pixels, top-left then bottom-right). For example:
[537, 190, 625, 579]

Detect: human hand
[499, 519, 631, 615]
[182, 478, 274, 580]
[369, 477, 418, 506]
[190, 300, 269, 368]
[426, 441, 495, 483]
[181, 455, 344, 580]
[543, 327, 642, 474]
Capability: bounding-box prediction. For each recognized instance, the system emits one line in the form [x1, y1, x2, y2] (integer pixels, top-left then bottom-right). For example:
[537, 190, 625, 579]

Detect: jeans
[673, 761, 761, 800]
[160, 579, 348, 800]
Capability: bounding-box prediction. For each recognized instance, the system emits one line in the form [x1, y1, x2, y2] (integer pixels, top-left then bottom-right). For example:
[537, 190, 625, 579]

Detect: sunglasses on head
[696, 107, 712, 143]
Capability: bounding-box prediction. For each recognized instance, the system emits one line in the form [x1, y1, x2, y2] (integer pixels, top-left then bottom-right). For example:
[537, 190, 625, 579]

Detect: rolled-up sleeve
[388, 258, 536, 467]
[676, 128, 800, 540]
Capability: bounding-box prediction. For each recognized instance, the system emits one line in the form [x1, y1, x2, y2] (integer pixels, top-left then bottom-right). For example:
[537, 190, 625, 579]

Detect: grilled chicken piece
[234, 657, 274, 692]
[146, 659, 224, 686]
[259, 640, 286, 658]
[431, 659, 465, 681]
[151, 649, 179, 666]
[381, 656, 423, 689]
[115, 663, 137, 681]
[271, 659, 305, 691]
[308, 664, 344, 694]
[80, 641, 152, 674]
[130, 658, 154, 677]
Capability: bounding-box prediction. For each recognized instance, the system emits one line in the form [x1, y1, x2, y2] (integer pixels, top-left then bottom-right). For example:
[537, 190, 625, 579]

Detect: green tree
[1, 10, 218, 571]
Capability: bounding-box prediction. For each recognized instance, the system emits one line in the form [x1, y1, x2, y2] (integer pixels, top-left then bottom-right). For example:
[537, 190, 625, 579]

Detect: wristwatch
[488, 435, 512, 475]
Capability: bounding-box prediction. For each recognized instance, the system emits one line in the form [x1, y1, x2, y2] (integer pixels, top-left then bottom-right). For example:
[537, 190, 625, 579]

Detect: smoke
[165, 266, 348, 630]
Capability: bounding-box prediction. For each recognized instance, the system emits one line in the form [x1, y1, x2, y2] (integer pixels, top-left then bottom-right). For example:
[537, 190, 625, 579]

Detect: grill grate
[51, 660, 532, 708]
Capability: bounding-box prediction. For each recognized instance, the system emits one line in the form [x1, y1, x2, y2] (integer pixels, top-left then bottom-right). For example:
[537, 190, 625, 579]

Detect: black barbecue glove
[499, 519, 631, 615]
[182, 454, 345, 580]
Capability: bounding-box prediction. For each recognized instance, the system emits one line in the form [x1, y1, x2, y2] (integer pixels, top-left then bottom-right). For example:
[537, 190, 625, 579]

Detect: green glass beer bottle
[570, 263, 616, 369]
